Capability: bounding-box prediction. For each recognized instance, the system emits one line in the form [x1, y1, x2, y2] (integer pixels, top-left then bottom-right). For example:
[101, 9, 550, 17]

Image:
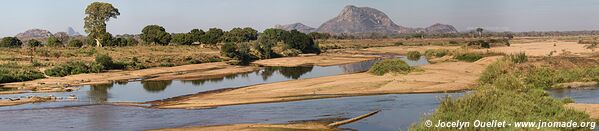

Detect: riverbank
[149, 56, 501, 109]
[251, 53, 380, 67]
[566, 103, 599, 119]
[0, 62, 259, 95]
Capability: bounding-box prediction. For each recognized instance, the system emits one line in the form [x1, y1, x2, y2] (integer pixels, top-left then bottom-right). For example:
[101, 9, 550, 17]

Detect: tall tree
[201, 28, 224, 45]
[140, 25, 171, 45]
[189, 29, 205, 43]
[84, 2, 120, 47]
[476, 28, 484, 38]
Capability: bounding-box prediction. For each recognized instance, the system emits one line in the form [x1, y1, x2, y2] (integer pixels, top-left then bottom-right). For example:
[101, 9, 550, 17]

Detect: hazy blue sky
[2, 0, 599, 36]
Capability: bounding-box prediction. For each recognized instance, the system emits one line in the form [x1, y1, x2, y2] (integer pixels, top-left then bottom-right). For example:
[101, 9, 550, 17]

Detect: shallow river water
[0, 56, 463, 131]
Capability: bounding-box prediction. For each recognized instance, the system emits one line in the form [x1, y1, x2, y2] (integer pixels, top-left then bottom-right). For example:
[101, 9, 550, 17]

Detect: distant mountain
[317, 5, 404, 34]
[67, 27, 82, 36]
[274, 23, 316, 33]
[15, 29, 52, 40]
[423, 23, 459, 34]
[276, 5, 458, 35]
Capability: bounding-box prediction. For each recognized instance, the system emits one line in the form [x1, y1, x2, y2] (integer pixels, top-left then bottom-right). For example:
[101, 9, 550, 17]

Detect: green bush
[406, 51, 421, 60]
[424, 49, 449, 58]
[27, 40, 43, 47]
[368, 59, 413, 76]
[509, 52, 528, 64]
[67, 39, 84, 48]
[454, 53, 483, 62]
[44, 61, 99, 77]
[0, 37, 22, 48]
[0, 63, 45, 83]
[46, 35, 63, 47]
[281, 49, 301, 57]
[95, 54, 114, 69]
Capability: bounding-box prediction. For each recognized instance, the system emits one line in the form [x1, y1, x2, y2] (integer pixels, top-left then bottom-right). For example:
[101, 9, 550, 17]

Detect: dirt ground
[566, 103, 599, 119]
[150, 56, 501, 109]
[355, 45, 461, 55]
[479, 41, 594, 56]
[251, 53, 380, 67]
[0, 62, 259, 94]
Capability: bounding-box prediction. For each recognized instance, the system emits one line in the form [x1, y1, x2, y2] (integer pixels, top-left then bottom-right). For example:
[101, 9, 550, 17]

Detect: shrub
[424, 49, 449, 58]
[454, 52, 483, 62]
[220, 42, 237, 58]
[368, 59, 413, 76]
[67, 39, 84, 48]
[159, 63, 175, 67]
[0, 37, 22, 48]
[44, 61, 98, 77]
[0, 63, 45, 83]
[46, 35, 63, 47]
[95, 54, 114, 69]
[27, 40, 43, 47]
[508, 52, 528, 64]
[406, 51, 421, 60]
[281, 49, 301, 57]
[171, 33, 193, 45]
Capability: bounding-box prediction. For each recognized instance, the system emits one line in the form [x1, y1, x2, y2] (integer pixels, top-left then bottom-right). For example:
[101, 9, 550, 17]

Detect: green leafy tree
[200, 28, 224, 45]
[46, 35, 63, 47]
[95, 54, 114, 69]
[282, 30, 320, 54]
[254, 36, 276, 59]
[27, 39, 42, 47]
[223, 27, 258, 43]
[189, 29, 205, 43]
[140, 25, 171, 45]
[0, 37, 22, 48]
[171, 33, 193, 45]
[67, 39, 84, 48]
[260, 28, 289, 42]
[84, 2, 120, 47]
[221, 42, 238, 58]
[476, 27, 484, 37]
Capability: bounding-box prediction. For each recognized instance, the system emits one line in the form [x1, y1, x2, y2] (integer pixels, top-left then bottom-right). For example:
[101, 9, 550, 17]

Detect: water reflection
[142, 80, 172, 93]
[0, 56, 431, 107]
[88, 83, 113, 103]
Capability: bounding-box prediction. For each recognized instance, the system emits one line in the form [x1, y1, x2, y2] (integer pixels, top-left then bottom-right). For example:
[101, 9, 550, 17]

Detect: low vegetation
[406, 51, 421, 60]
[0, 63, 45, 83]
[454, 52, 483, 62]
[413, 57, 595, 130]
[424, 49, 449, 58]
[368, 59, 413, 76]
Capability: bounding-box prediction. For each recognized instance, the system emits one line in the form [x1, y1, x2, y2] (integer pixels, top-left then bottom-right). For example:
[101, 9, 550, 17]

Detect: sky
[1, 0, 599, 36]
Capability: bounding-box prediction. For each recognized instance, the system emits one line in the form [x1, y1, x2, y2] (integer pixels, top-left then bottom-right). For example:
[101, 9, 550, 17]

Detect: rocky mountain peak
[15, 29, 52, 40]
[274, 23, 316, 33]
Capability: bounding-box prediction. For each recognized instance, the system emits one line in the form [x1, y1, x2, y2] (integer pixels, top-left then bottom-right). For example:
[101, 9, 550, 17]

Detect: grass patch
[44, 61, 103, 77]
[412, 58, 596, 130]
[406, 51, 422, 60]
[0, 63, 45, 83]
[368, 58, 413, 76]
[454, 52, 483, 62]
[424, 49, 449, 58]
[508, 52, 528, 64]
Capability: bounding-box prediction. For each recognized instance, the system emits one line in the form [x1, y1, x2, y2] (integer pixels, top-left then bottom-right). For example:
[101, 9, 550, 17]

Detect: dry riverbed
[150, 56, 502, 109]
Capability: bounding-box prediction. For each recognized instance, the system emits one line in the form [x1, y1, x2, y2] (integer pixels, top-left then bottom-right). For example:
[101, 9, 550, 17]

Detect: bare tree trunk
[95, 39, 102, 47]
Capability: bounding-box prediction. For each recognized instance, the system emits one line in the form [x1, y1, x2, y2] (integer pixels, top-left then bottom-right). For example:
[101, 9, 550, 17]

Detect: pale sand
[0, 96, 52, 107]
[566, 103, 599, 119]
[150, 56, 502, 109]
[479, 41, 594, 56]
